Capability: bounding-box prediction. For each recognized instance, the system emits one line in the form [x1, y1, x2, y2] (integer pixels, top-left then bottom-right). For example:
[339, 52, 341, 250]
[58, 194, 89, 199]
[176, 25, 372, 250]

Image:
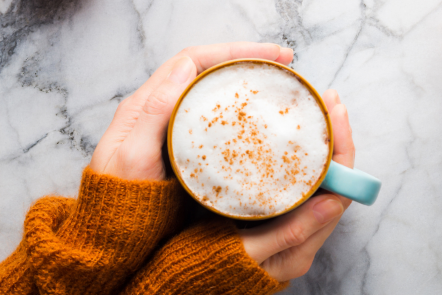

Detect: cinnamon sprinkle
[182, 85, 324, 212]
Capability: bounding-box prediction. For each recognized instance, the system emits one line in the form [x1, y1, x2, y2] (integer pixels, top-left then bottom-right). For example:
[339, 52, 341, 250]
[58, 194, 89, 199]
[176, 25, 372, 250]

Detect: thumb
[121, 56, 196, 162]
[240, 195, 343, 264]
[133, 56, 196, 145]
[109, 56, 196, 180]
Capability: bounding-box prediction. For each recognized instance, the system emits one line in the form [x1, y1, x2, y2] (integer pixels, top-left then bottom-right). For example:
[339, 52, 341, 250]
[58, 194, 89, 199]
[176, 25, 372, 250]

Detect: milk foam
[172, 62, 329, 217]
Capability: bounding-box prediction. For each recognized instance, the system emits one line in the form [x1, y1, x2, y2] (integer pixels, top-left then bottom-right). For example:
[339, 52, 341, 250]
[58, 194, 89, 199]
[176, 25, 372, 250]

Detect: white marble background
[1, 0, 441, 294]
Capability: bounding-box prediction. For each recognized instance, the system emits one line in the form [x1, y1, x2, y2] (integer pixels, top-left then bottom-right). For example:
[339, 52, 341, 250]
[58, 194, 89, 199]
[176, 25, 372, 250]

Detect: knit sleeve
[0, 196, 74, 295]
[120, 219, 289, 295]
[0, 167, 187, 295]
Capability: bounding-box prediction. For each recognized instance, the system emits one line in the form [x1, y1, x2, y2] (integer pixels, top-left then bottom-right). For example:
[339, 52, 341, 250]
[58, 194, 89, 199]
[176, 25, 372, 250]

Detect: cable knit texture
[0, 167, 287, 295]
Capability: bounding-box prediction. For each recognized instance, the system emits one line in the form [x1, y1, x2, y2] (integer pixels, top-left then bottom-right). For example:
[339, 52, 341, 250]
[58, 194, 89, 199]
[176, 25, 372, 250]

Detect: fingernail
[168, 56, 194, 84]
[332, 90, 340, 104]
[312, 199, 344, 224]
[341, 105, 351, 129]
[280, 47, 294, 56]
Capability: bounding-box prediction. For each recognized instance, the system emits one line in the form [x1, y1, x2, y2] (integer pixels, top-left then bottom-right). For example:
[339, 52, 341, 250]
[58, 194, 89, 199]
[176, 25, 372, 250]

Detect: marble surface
[1, 0, 441, 294]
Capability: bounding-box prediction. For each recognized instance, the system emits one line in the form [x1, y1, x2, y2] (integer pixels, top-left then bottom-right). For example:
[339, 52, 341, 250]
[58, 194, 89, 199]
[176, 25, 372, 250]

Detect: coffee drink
[171, 61, 330, 218]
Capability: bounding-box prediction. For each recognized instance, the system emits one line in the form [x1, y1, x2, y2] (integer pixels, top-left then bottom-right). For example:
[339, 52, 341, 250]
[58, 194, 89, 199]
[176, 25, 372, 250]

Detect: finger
[330, 104, 355, 208]
[260, 241, 315, 281]
[93, 43, 290, 173]
[331, 105, 354, 169]
[112, 43, 291, 138]
[261, 103, 356, 280]
[322, 89, 341, 113]
[297, 205, 343, 257]
[275, 47, 294, 65]
[264, 199, 345, 281]
[177, 42, 290, 72]
[133, 42, 291, 106]
[261, 193, 344, 281]
[113, 56, 197, 179]
[240, 194, 343, 264]
[132, 56, 196, 145]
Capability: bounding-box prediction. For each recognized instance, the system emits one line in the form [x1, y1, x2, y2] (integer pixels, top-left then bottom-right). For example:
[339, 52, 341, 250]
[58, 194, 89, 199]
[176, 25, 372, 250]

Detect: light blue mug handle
[320, 160, 381, 205]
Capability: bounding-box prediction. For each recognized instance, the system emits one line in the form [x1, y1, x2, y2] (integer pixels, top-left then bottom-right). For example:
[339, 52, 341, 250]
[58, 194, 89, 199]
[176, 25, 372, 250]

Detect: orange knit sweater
[0, 167, 287, 294]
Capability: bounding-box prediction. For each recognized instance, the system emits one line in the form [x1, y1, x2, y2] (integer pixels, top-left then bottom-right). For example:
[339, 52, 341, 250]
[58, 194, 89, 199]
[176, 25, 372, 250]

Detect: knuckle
[278, 224, 307, 248]
[288, 224, 308, 245]
[113, 97, 134, 120]
[115, 98, 129, 115]
[180, 46, 196, 55]
[143, 91, 169, 116]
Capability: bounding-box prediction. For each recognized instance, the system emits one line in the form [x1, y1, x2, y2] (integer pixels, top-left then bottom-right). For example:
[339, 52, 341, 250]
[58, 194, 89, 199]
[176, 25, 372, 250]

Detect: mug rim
[167, 58, 334, 220]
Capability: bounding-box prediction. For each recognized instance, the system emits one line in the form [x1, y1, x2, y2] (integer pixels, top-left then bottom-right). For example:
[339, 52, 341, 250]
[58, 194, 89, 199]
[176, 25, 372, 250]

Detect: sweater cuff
[56, 166, 186, 249]
[24, 167, 187, 294]
[122, 219, 288, 295]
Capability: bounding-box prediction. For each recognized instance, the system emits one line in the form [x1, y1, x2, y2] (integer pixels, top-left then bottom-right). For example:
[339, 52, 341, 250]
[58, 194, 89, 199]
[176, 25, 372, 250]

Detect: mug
[167, 59, 381, 220]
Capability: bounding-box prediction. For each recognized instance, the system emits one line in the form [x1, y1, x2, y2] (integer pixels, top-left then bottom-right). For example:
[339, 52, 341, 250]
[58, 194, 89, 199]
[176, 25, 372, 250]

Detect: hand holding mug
[90, 42, 356, 282]
[240, 90, 355, 281]
[90, 42, 293, 180]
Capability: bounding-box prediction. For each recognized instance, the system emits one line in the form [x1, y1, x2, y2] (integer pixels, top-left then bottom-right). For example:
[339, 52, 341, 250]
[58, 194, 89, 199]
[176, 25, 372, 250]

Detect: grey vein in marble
[1, 0, 442, 294]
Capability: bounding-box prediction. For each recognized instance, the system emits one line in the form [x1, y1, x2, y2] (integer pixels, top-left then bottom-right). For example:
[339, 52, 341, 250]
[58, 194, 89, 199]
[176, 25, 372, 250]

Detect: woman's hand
[90, 42, 293, 180]
[89, 43, 354, 282]
[240, 89, 355, 281]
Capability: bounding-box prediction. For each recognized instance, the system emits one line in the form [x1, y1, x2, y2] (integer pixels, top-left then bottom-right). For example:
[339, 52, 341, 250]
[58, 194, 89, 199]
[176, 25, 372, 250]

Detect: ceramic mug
[167, 59, 381, 220]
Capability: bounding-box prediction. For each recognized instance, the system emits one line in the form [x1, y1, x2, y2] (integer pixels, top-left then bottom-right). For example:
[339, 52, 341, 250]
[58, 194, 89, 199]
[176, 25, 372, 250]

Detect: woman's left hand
[240, 90, 355, 281]
[90, 42, 293, 180]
